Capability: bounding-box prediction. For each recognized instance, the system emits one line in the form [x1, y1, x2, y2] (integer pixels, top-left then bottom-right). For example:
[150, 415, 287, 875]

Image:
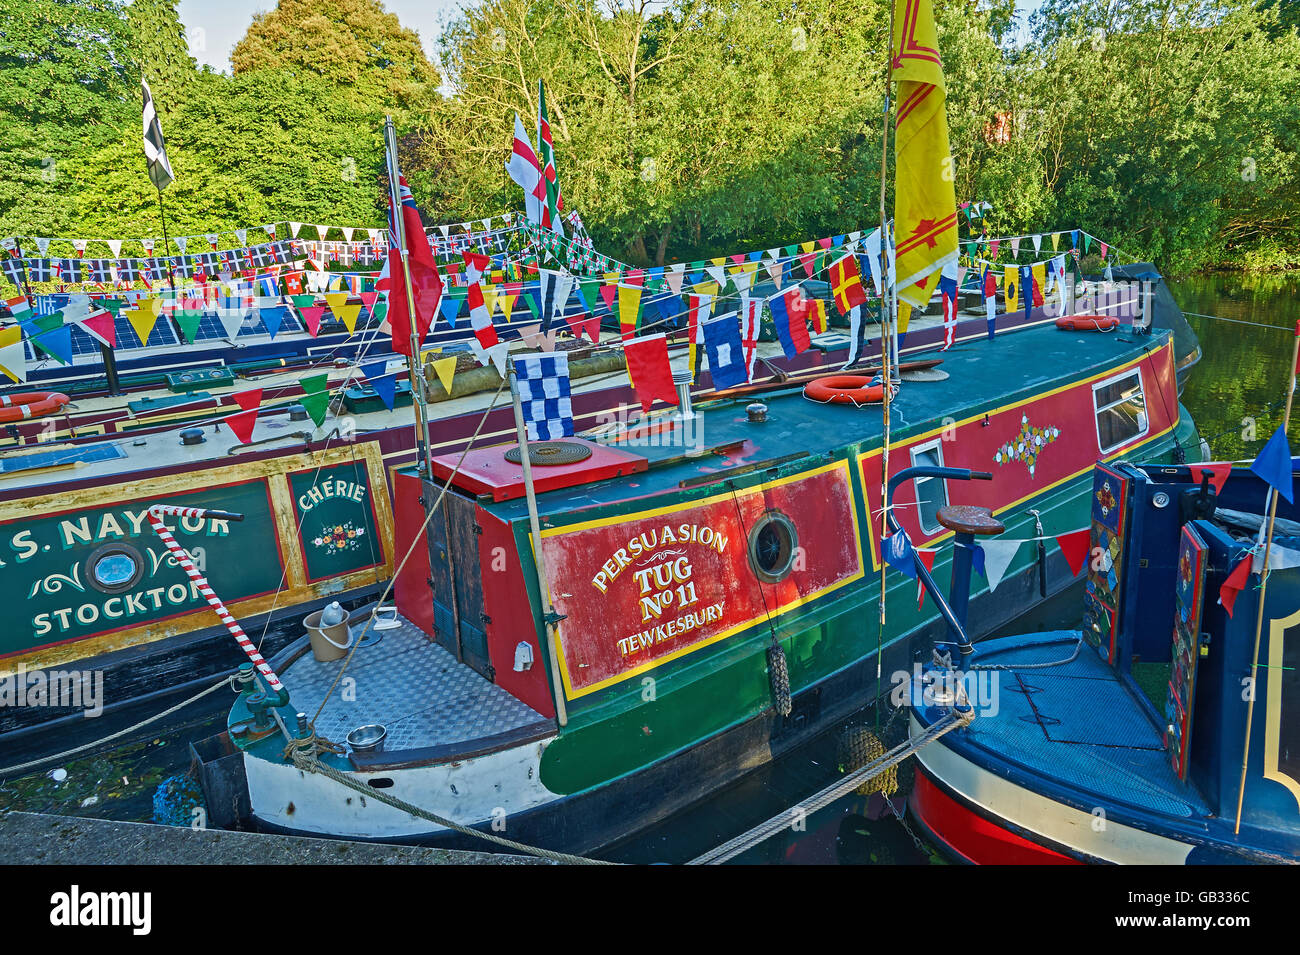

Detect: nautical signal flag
[362, 360, 398, 411]
[623, 333, 678, 413]
[891, 0, 958, 306]
[702, 312, 747, 390]
[538, 268, 575, 332]
[1250, 425, 1295, 504]
[829, 254, 868, 316]
[939, 264, 959, 350]
[982, 266, 997, 339]
[379, 174, 444, 357]
[686, 292, 714, 380]
[740, 296, 762, 379]
[513, 352, 573, 440]
[618, 270, 645, 340]
[769, 287, 811, 360]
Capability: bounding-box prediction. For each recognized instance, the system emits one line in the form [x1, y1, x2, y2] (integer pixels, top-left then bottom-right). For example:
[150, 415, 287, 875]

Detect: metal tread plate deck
[965, 630, 1210, 819]
[282, 614, 546, 753]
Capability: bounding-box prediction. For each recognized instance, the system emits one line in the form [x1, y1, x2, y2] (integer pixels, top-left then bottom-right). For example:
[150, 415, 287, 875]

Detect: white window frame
[1091, 367, 1149, 454]
[910, 438, 949, 536]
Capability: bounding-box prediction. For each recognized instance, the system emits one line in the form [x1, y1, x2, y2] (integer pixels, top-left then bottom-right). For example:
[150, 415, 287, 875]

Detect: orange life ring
[1056, 314, 1119, 331]
[0, 391, 71, 424]
[804, 375, 886, 405]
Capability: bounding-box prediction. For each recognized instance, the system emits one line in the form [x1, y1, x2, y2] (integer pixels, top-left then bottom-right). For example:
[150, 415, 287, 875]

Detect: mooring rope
[686, 707, 973, 865]
[286, 748, 616, 865]
[0, 672, 238, 778]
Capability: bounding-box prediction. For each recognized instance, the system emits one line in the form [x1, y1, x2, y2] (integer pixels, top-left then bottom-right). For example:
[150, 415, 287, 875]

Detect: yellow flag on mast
[891, 0, 958, 309]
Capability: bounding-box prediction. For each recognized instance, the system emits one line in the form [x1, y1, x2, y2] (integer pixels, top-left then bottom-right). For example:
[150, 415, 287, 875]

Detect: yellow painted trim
[0, 440, 395, 676]
[1264, 605, 1300, 811]
[545, 459, 865, 699]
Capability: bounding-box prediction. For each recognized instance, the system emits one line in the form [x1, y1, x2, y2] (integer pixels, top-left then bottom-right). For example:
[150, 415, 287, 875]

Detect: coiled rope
[686, 706, 973, 865]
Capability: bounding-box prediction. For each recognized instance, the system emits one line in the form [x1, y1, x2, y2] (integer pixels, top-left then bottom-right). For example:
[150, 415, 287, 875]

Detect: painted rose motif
[312, 521, 366, 553]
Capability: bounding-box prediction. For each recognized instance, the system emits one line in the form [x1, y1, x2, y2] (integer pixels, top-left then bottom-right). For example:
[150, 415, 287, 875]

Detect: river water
[2, 273, 1293, 864]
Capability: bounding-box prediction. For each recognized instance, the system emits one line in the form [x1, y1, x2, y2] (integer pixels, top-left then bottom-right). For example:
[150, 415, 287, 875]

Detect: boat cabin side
[1086, 460, 1300, 837]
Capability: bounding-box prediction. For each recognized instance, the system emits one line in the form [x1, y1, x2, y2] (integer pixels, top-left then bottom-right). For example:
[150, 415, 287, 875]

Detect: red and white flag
[506, 113, 546, 225]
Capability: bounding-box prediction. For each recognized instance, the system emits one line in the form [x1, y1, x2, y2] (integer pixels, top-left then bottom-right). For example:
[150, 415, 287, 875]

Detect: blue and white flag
[702, 311, 747, 390]
[514, 352, 573, 440]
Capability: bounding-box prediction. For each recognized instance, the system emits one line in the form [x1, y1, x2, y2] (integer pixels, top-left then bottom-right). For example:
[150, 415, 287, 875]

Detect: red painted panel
[911, 770, 1081, 865]
[392, 470, 434, 638]
[428, 438, 648, 503]
[539, 461, 864, 698]
[475, 508, 556, 718]
[860, 345, 1179, 564]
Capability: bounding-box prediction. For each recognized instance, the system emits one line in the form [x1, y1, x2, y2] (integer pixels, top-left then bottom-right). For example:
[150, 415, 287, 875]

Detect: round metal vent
[504, 441, 592, 466]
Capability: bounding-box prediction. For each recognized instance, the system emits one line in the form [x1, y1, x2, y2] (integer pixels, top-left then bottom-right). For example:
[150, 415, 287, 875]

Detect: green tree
[231, 0, 439, 117]
[126, 0, 197, 112]
[0, 0, 135, 241]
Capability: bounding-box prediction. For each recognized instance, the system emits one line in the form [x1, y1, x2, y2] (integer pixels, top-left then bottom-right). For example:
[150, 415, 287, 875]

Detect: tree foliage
[1, 0, 1298, 275]
[231, 0, 439, 117]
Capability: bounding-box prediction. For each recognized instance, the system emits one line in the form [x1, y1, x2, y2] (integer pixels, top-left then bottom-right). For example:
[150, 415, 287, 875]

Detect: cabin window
[1092, 370, 1148, 453]
[910, 442, 949, 535]
[748, 510, 798, 583]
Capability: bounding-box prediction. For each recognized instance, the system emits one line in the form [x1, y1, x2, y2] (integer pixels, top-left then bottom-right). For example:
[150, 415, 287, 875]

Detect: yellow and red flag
[829, 255, 868, 316]
[892, 0, 958, 309]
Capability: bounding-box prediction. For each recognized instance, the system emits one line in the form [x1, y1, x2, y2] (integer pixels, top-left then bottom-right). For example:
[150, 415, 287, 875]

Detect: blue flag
[1019, 265, 1033, 322]
[261, 305, 289, 340]
[702, 312, 747, 390]
[1250, 425, 1295, 503]
[971, 542, 987, 579]
[362, 361, 396, 411]
[439, 295, 461, 329]
[884, 528, 917, 579]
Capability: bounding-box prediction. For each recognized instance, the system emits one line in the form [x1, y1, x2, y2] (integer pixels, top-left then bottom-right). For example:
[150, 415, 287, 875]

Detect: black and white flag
[142, 79, 175, 191]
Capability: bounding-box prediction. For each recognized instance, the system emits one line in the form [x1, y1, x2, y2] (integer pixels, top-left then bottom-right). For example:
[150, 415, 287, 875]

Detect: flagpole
[382, 116, 434, 479]
[1233, 325, 1300, 834]
[155, 189, 175, 294]
[508, 366, 569, 728]
[875, 0, 898, 714]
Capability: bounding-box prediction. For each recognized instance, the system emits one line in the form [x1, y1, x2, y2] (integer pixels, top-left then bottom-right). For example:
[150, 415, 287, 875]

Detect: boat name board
[540, 461, 864, 699]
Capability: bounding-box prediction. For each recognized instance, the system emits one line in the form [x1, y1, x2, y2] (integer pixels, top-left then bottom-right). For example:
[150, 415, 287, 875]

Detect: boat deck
[961, 630, 1211, 819]
[282, 614, 548, 755]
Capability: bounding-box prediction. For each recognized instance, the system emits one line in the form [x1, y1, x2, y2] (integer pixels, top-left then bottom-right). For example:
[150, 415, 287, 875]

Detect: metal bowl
[346, 723, 387, 753]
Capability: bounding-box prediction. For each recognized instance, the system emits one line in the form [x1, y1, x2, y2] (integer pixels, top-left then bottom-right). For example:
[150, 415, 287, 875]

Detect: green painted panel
[2, 481, 281, 656]
[289, 461, 383, 583]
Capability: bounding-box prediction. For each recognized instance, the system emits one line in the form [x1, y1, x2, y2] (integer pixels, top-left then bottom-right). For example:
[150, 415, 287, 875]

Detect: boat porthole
[367, 778, 394, 789]
[747, 510, 798, 583]
[86, 543, 145, 595]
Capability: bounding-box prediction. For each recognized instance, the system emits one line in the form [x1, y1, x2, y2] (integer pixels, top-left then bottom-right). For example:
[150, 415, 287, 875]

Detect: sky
[179, 0, 1047, 74]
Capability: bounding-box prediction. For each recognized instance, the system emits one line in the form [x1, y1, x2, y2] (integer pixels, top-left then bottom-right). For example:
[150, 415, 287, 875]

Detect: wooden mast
[1234, 323, 1300, 833]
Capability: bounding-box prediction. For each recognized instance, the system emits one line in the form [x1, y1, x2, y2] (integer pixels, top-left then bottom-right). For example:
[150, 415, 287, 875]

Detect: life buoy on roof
[1056, 314, 1119, 332]
[804, 375, 886, 406]
[0, 392, 71, 424]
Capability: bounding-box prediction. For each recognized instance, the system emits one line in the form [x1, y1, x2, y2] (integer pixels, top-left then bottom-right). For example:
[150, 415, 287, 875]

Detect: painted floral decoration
[312, 522, 366, 553]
